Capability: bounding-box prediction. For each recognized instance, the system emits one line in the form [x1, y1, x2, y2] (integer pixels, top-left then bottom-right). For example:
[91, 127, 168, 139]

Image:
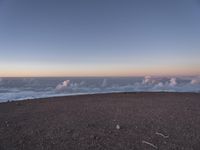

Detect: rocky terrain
[0, 92, 200, 150]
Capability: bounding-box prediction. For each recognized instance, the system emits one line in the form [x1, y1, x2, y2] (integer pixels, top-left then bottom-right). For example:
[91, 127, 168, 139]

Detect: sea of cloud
[53, 76, 200, 94]
[0, 76, 200, 102]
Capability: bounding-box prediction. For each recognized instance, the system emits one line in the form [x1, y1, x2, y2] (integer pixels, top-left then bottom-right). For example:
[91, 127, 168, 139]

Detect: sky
[0, 0, 200, 77]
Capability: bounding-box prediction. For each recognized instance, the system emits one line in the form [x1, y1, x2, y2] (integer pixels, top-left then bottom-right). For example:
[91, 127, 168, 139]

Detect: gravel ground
[0, 92, 200, 150]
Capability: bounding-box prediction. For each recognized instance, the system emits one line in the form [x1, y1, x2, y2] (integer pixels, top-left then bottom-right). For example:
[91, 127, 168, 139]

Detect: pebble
[5, 121, 9, 127]
[90, 135, 95, 139]
[72, 133, 79, 139]
[116, 124, 120, 130]
[90, 135, 99, 140]
[66, 129, 72, 134]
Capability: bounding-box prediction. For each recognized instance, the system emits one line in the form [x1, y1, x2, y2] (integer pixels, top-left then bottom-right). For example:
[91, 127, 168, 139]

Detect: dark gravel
[0, 92, 200, 150]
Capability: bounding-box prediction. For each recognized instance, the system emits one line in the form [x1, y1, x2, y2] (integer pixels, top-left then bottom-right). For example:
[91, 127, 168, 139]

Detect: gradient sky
[0, 0, 200, 77]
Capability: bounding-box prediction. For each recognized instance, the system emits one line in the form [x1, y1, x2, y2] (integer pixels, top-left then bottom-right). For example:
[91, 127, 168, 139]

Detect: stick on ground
[142, 140, 158, 149]
[155, 132, 169, 138]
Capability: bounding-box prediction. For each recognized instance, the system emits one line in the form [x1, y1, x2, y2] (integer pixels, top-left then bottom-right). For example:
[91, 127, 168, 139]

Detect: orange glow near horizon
[0, 0, 200, 78]
[0, 65, 199, 77]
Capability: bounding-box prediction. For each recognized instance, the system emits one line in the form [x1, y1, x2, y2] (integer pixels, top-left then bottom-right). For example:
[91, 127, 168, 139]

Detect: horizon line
[0, 75, 199, 78]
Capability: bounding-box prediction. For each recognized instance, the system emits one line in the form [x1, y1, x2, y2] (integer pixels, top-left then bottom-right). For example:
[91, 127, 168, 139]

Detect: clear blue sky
[0, 0, 200, 76]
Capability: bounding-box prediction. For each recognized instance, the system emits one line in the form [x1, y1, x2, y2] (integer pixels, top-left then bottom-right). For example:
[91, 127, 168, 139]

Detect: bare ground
[0, 92, 200, 150]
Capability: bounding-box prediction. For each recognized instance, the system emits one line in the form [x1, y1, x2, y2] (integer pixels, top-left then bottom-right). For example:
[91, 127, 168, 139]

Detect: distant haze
[0, 0, 200, 77]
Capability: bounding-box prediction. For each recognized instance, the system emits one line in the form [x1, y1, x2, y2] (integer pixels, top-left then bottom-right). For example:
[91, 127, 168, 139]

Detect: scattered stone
[90, 135, 99, 140]
[90, 135, 95, 139]
[66, 129, 73, 134]
[72, 133, 79, 139]
[5, 121, 9, 127]
[108, 131, 112, 134]
[116, 124, 120, 130]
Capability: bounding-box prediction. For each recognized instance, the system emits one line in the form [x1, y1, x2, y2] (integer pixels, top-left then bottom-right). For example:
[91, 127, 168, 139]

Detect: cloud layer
[0, 76, 200, 102]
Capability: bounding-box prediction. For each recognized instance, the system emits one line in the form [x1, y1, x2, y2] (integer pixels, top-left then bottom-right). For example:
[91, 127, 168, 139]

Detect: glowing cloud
[169, 78, 177, 86]
[142, 76, 156, 85]
[56, 80, 70, 90]
[190, 77, 200, 85]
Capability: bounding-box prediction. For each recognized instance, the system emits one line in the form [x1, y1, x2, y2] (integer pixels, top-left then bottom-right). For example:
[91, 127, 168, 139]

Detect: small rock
[108, 131, 112, 134]
[66, 129, 72, 134]
[5, 121, 9, 127]
[116, 124, 120, 130]
[72, 133, 79, 139]
[90, 135, 95, 139]
[90, 135, 99, 140]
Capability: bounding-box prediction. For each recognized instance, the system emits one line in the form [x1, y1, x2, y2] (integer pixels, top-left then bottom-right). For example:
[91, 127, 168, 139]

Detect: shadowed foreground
[0, 92, 200, 150]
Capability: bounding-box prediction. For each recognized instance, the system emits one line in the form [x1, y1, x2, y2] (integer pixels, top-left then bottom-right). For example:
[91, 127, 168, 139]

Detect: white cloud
[157, 82, 164, 87]
[169, 78, 176, 86]
[142, 76, 151, 84]
[191, 80, 200, 85]
[142, 76, 156, 85]
[56, 80, 70, 90]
